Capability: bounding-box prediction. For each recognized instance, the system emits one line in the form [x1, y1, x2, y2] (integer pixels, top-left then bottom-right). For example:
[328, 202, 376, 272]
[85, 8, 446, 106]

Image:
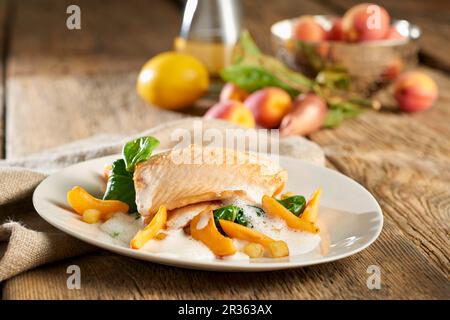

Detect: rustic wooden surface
[0, 0, 449, 299]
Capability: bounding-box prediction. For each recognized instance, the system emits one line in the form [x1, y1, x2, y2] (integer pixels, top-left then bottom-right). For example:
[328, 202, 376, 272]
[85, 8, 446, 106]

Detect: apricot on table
[244, 87, 292, 129]
[204, 100, 256, 128]
[394, 71, 438, 112]
[293, 15, 327, 42]
[342, 3, 390, 42]
[219, 82, 249, 102]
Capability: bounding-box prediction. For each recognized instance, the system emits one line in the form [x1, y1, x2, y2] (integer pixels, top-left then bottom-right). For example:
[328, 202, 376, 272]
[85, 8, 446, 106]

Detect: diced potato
[268, 240, 289, 258]
[82, 209, 102, 224]
[243, 242, 264, 258]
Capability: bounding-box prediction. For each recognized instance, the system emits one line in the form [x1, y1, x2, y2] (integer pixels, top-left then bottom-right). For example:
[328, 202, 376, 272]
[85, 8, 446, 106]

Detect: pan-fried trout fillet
[134, 145, 287, 217]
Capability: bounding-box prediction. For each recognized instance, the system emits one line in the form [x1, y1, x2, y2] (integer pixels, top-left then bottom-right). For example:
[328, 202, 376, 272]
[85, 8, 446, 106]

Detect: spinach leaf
[220, 65, 299, 96]
[103, 159, 137, 213]
[324, 101, 364, 128]
[213, 205, 251, 230]
[277, 195, 306, 217]
[122, 136, 160, 172]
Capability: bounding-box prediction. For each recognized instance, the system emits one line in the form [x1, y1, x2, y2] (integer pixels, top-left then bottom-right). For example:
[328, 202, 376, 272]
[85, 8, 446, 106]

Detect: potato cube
[243, 242, 265, 258]
[82, 209, 102, 224]
[268, 240, 289, 258]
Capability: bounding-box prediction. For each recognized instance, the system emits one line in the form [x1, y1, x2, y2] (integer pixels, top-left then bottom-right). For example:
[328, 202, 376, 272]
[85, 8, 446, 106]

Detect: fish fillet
[134, 145, 287, 217]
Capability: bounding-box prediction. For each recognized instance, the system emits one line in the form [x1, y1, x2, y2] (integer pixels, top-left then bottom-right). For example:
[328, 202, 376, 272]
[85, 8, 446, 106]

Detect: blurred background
[0, 0, 448, 158]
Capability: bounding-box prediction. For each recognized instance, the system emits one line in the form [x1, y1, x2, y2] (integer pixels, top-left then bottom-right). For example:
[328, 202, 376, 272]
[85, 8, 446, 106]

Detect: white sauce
[143, 229, 216, 260]
[223, 197, 321, 256]
[97, 197, 321, 260]
[98, 212, 143, 246]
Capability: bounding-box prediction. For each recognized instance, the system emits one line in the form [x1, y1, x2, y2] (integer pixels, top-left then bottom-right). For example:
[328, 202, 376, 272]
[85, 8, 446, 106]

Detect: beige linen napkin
[0, 118, 324, 281]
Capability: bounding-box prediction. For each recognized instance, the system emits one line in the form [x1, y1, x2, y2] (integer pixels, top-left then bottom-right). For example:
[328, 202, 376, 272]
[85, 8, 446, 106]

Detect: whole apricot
[204, 100, 256, 128]
[328, 18, 344, 41]
[219, 82, 249, 102]
[394, 71, 438, 112]
[293, 15, 327, 42]
[244, 87, 292, 129]
[342, 3, 390, 42]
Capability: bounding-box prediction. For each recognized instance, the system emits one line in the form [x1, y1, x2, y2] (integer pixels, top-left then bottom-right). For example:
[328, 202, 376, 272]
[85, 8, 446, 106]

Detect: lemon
[136, 52, 209, 110]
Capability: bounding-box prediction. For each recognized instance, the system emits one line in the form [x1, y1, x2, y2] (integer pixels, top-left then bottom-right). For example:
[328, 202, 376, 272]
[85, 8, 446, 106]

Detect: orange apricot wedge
[130, 205, 167, 249]
[190, 208, 236, 256]
[67, 186, 129, 217]
[262, 195, 319, 234]
[300, 188, 322, 224]
[219, 220, 289, 258]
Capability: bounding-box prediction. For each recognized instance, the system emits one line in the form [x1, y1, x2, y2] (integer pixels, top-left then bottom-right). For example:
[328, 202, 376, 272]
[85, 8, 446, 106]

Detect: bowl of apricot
[271, 3, 421, 94]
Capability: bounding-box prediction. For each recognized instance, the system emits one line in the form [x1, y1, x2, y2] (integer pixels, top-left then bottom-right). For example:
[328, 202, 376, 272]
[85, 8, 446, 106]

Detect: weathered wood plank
[310, 67, 450, 275]
[5, 0, 185, 158]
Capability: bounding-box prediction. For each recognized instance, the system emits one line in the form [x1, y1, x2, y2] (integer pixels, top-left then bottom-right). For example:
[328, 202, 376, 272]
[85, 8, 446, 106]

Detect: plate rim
[32, 153, 383, 272]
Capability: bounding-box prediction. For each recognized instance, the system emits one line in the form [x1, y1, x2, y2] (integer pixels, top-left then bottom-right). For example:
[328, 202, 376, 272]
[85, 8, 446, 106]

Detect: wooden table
[0, 0, 449, 299]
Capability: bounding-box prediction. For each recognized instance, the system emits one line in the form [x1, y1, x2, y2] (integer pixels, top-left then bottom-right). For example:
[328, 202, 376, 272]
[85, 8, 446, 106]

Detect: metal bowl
[271, 16, 421, 94]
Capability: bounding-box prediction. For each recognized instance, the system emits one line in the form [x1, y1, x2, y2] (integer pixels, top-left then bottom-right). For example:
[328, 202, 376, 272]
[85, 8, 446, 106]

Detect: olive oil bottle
[174, 0, 242, 76]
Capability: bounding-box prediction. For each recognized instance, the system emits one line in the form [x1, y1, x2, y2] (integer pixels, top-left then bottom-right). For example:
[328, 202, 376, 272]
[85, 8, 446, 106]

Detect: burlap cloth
[0, 118, 324, 282]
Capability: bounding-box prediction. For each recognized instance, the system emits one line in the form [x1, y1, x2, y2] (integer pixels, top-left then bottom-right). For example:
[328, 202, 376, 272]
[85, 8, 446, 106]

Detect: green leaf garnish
[103, 136, 160, 215]
[122, 136, 160, 172]
[277, 195, 306, 217]
[103, 159, 137, 212]
[213, 205, 251, 232]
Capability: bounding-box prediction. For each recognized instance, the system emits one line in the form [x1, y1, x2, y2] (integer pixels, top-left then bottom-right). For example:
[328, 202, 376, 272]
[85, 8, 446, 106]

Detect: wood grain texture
[2, 213, 448, 300]
[5, 0, 185, 158]
[1, 0, 450, 300]
[310, 67, 450, 274]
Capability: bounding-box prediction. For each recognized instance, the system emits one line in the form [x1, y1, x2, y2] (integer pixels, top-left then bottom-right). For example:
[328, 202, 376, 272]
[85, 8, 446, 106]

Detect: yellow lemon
[136, 52, 209, 110]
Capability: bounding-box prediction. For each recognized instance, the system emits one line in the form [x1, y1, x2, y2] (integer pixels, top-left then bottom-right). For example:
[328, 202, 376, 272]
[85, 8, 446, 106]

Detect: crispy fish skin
[134, 145, 287, 217]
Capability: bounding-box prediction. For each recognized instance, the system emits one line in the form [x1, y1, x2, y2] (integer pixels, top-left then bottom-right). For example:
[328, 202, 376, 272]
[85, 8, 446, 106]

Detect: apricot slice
[130, 206, 167, 249]
[67, 186, 129, 217]
[301, 188, 322, 224]
[262, 195, 319, 234]
[219, 220, 289, 258]
[190, 208, 236, 256]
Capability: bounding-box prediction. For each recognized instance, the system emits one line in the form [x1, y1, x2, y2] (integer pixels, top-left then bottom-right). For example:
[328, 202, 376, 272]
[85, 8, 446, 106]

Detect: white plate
[33, 153, 383, 271]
